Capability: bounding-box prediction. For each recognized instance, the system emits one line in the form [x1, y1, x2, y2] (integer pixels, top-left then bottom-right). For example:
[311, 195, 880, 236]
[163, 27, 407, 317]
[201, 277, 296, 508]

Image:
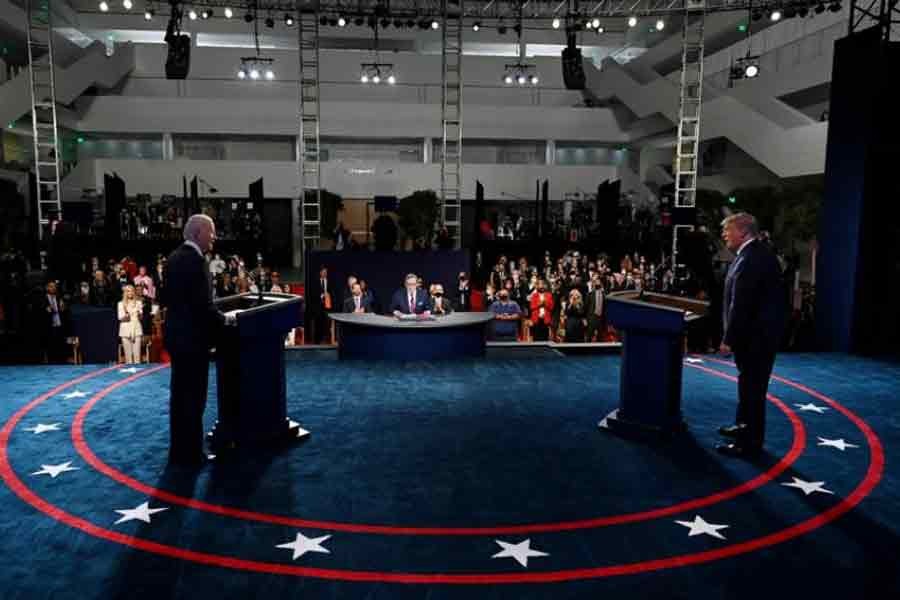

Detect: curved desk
[330, 313, 493, 360]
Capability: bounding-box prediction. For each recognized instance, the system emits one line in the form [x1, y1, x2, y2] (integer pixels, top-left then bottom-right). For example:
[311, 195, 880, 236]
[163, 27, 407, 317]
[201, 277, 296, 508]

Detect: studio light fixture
[144, 7, 154, 20]
[431, 19, 440, 30]
[122, 0, 132, 10]
[552, 17, 561, 29]
[770, 9, 782, 21]
[628, 16, 638, 27]
[828, 1, 842, 12]
[472, 21, 481, 31]
[224, 7, 233, 19]
[201, 8, 212, 19]
[237, 57, 275, 82]
[503, 63, 539, 86]
[264, 16, 275, 28]
[188, 8, 198, 20]
[98, 1, 108, 12]
[245, 11, 254, 22]
[285, 13, 295, 26]
[338, 16, 347, 27]
[360, 63, 396, 85]
[655, 19, 665, 31]
[730, 5, 761, 85]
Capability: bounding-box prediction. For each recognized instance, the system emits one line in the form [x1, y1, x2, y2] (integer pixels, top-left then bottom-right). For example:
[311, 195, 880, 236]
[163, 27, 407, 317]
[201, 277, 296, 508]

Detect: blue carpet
[0, 353, 898, 599]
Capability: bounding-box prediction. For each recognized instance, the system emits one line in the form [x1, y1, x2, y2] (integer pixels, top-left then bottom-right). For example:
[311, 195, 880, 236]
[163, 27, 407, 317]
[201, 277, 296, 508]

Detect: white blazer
[117, 300, 144, 338]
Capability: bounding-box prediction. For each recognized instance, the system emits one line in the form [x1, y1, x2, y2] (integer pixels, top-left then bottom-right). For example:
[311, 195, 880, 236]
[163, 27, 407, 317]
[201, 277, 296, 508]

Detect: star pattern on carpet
[782, 477, 834, 496]
[675, 515, 729, 540]
[114, 501, 169, 525]
[119, 367, 141, 374]
[817, 437, 859, 451]
[23, 423, 62, 434]
[31, 461, 79, 478]
[61, 390, 88, 399]
[685, 357, 705, 364]
[794, 403, 829, 414]
[491, 539, 549, 567]
[276, 532, 332, 560]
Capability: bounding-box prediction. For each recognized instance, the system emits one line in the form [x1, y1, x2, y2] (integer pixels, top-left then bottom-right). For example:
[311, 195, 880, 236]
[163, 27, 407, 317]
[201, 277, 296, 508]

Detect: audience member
[489, 288, 521, 341]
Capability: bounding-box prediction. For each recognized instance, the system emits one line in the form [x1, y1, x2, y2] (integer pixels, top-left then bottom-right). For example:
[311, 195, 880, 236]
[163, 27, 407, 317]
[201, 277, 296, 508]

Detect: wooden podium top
[607, 291, 708, 322]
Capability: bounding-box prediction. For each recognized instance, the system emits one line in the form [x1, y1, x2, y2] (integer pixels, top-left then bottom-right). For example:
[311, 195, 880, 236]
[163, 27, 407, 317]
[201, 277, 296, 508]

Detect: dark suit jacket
[429, 296, 454, 315]
[163, 243, 225, 356]
[723, 239, 786, 354]
[390, 288, 430, 314]
[343, 294, 372, 313]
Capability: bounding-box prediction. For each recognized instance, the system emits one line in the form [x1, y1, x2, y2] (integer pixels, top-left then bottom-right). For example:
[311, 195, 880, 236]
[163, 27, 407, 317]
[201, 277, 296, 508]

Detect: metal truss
[849, 0, 900, 41]
[296, 7, 322, 267]
[440, 0, 463, 247]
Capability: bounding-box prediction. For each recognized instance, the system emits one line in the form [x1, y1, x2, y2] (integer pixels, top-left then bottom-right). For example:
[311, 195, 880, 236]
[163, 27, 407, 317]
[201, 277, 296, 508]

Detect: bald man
[163, 214, 233, 467]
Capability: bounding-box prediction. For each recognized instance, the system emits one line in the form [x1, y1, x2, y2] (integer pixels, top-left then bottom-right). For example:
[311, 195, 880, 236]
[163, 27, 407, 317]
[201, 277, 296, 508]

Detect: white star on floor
[119, 367, 141, 374]
[114, 501, 169, 525]
[31, 461, 79, 478]
[794, 403, 829, 414]
[61, 390, 88, 399]
[817, 437, 859, 452]
[782, 477, 834, 496]
[23, 423, 62, 434]
[276, 532, 332, 560]
[491, 539, 549, 568]
[685, 357, 705, 364]
[675, 515, 729, 540]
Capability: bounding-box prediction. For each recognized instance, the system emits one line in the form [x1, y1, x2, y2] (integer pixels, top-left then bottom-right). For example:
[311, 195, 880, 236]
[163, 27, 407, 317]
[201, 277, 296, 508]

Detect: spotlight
[245, 12, 254, 23]
[585, 19, 594, 29]
[815, 2, 826, 13]
[265, 16, 275, 28]
[785, 6, 797, 18]
[591, 18, 601, 29]
[372, 73, 381, 84]
[328, 16, 338, 26]
[249, 68, 260, 79]
[201, 9, 212, 19]
[144, 8, 154, 20]
[361, 74, 369, 83]
[431, 19, 440, 30]
[285, 14, 295, 26]
[552, 18, 560, 29]
[504, 74, 513, 85]
[744, 63, 759, 78]
[367, 15, 377, 28]
[339, 16, 347, 27]
[472, 21, 480, 32]
[770, 9, 782, 21]
[517, 74, 526, 85]
[320, 15, 328, 25]
[381, 18, 390, 28]
[264, 69, 274, 80]
[752, 8, 763, 20]
[406, 19, 415, 28]
[393, 18, 404, 28]
[122, 0, 132, 10]
[596, 25, 605, 34]
[655, 19, 665, 31]
[188, 9, 198, 20]
[224, 7, 233, 19]
[628, 16, 638, 27]
[798, 6, 810, 17]
[530, 75, 539, 85]
[387, 74, 396, 85]
[98, 1, 108, 12]
[237, 68, 247, 79]
[828, 1, 842, 12]
[497, 22, 507, 34]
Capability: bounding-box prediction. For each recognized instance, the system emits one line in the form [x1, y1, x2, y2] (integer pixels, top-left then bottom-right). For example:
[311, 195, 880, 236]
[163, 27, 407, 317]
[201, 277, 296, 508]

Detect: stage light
[387, 74, 396, 85]
[372, 73, 381, 84]
[381, 17, 390, 28]
[285, 14, 295, 26]
[338, 16, 347, 27]
[393, 18, 404, 28]
[815, 2, 826, 13]
[265, 16, 275, 28]
[517, 74, 527, 85]
[744, 63, 759, 78]
[264, 69, 274, 80]
[530, 75, 539, 85]
[785, 6, 797, 18]
[328, 16, 338, 26]
[472, 21, 480, 32]
[585, 19, 594, 29]
[655, 19, 665, 31]
[144, 8, 154, 20]
[628, 16, 638, 27]
[122, 0, 132, 10]
[188, 9, 198, 20]
[245, 12, 254, 23]
[237, 68, 247, 79]
[98, 1, 108, 12]
[798, 6, 810, 17]
[361, 74, 369, 83]
[497, 23, 507, 34]
[406, 18, 415, 28]
[591, 18, 601, 29]
[201, 9, 212, 19]
[249, 68, 260, 80]
[504, 74, 513, 84]
[431, 19, 440, 30]
[551, 17, 560, 29]
[355, 16, 365, 26]
[596, 25, 605, 34]
[418, 19, 429, 29]
[828, 1, 842, 11]
[224, 7, 233, 19]
[770, 9, 782, 21]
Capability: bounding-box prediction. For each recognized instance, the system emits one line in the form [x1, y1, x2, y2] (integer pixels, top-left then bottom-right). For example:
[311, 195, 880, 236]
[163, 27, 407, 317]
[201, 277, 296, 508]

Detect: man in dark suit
[429, 283, 454, 316]
[163, 214, 235, 467]
[717, 212, 786, 457]
[390, 273, 431, 316]
[311, 266, 332, 343]
[456, 272, 471, 312]
[343, 282, 372, 313]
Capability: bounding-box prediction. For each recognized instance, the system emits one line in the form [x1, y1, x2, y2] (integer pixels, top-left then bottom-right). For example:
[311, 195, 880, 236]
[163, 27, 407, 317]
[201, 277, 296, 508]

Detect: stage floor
[1, 353, 898, 598]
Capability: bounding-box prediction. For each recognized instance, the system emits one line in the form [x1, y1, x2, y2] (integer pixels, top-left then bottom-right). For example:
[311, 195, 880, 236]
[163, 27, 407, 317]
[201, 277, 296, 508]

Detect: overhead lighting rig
[237, 56, 276, 80]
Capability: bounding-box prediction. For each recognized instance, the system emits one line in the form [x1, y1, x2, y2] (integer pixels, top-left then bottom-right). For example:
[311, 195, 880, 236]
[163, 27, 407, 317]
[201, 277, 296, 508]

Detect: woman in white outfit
[117, 285, 144, 364]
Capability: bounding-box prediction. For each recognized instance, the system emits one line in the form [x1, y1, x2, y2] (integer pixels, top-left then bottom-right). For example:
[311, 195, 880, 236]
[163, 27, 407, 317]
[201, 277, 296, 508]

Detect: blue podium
[599, 291, 708, 437]
[207, 292, 309, 451]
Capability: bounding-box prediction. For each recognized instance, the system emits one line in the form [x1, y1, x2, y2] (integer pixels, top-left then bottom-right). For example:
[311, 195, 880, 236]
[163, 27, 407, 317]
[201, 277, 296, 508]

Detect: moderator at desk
[329, 313, 494, 360]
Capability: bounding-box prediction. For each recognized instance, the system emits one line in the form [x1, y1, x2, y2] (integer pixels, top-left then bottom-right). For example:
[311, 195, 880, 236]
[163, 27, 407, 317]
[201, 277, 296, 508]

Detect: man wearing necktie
[40, 281, 67, 363]
[342, 282, 372, 313]
[717, 212, 787, 457]
[312, 266, 332, 343]
[391, 273, 430, 317]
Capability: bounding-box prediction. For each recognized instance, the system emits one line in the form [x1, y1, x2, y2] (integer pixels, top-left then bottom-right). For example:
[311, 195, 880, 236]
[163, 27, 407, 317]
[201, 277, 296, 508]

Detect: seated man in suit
[343, 282, 372, 314]
[430, 283, 454, 316]
[391, 273, 431, 317]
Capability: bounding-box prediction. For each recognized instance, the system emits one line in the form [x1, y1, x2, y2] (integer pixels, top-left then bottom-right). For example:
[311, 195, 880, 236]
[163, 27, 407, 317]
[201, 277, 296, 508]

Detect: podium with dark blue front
[208, 292, 309, 452]
[599, 291, 708, 437]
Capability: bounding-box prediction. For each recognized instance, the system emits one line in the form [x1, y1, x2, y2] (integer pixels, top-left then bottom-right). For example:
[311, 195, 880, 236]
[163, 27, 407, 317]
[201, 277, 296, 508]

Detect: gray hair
[721, 212, 759, 237]
[183, 214, 214, 243]
[404, 273, 418, 284]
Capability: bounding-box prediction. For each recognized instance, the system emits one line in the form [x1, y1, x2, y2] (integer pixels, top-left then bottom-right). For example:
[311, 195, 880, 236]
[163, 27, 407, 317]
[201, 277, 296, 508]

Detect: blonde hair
[721, 212, 759, 237]
[121, 284, 136, 301]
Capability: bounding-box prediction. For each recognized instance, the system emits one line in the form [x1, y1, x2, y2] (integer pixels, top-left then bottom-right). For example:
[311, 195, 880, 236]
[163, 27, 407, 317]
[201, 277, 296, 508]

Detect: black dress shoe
[716, 441, 762, 458]
[718, 423, 748, 438]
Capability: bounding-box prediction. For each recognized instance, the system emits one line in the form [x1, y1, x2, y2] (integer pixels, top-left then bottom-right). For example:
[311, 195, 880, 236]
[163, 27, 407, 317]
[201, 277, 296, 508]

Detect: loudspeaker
[561, 35, 586, 90]
[165, 34, 191, 80]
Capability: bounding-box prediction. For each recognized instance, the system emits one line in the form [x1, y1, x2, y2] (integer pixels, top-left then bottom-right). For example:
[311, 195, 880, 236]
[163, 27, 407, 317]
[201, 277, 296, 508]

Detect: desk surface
[330, 312, 493, 330]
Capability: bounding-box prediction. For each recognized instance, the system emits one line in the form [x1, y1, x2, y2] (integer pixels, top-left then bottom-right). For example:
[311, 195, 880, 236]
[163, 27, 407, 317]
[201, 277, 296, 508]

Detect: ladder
[672, 2, 706, 277]
[296, 9, 321, 267]
[440, 0, 463, 248]
[26, 0, 63, 240]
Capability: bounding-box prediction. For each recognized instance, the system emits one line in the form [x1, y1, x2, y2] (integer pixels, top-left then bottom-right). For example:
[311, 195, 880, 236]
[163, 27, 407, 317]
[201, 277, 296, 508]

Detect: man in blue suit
[343, 282, 373, 313]
[391, 273, 431, 317]
[717, 212, 787, 457]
